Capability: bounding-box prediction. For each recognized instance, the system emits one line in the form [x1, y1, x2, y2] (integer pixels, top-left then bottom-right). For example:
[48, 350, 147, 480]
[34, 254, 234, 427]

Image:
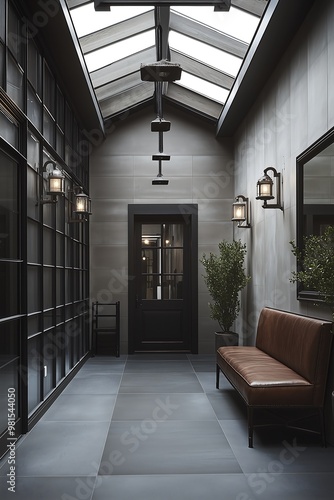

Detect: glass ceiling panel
[68, 1, 265, 120]
[71, 3, 153, 38]
[177, 71, 229, 104]
[169, 30, 242, 78]
[171, 5, 259, 44]
[85, 30, 155, 72]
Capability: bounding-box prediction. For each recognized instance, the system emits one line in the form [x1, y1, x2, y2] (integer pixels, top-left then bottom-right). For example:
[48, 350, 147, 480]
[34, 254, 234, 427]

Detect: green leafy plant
[200, 240, 250, 332]
[290, 225, 334, 319]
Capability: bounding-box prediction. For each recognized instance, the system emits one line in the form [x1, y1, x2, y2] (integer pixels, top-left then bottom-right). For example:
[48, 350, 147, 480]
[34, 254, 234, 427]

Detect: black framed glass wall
[0, 0, 91, 455]
[0, 146, 22, 455]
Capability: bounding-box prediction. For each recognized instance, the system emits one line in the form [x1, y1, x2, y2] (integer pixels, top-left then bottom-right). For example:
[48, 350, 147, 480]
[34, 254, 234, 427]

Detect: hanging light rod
[95, 1, 231, 11]
[152, 159, 169, 185]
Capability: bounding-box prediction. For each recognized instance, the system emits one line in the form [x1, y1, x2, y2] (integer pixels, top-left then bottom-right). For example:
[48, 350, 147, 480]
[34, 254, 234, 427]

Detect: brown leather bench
[216, 307, 333, 447]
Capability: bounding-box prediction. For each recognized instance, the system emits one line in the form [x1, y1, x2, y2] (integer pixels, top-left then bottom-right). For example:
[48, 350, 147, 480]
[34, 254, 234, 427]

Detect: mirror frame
[296, 125, 334, 301]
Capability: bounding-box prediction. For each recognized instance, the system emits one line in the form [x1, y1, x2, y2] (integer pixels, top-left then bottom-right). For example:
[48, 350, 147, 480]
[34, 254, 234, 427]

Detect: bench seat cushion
[217, 346, 314, 407]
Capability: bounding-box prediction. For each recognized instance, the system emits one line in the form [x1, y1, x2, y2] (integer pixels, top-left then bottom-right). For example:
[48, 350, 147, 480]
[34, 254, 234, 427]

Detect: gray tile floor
[1, 354, 334, 500]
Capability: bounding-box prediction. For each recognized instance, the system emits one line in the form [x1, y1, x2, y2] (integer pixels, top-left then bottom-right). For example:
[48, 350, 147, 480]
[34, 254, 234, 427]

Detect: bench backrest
[256, 308, 332, 403]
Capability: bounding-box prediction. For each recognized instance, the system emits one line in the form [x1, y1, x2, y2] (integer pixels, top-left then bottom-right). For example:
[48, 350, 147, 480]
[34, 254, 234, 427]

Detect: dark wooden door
[128, 205, 198, 353]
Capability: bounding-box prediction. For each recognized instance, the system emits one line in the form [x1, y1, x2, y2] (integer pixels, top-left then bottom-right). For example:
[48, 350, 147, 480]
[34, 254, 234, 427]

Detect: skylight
[85, 30, 155, 72]
[67, 1, 265, 121]
[177, 71, 229, 104]
[169, 30, 242, 78]
[171, 5, 259, 44]
[70, 3, 153, 38]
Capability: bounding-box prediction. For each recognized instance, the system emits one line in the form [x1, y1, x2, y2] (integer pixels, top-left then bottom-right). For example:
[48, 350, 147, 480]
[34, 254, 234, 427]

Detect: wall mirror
[296, 126, 334, 300]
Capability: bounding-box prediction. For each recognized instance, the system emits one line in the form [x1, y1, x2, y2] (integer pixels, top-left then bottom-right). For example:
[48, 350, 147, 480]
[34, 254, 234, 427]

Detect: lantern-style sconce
[73, 192, 91, 215]
[256, 167, 283, 210]
[232, 195, 251, 228]
[38, 160, 65, 204]
[68, 187, 92, 222]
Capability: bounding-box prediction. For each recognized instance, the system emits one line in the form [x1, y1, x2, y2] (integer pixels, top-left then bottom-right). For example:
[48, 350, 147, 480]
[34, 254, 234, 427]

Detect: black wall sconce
[38, 160, 65, 204]
[68, 187, 92, 222]
[232, 195, 251, 228]
[256, 167, 283, 210]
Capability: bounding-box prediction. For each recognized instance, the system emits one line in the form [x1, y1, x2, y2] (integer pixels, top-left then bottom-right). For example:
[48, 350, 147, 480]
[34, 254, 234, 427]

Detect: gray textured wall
[90, 105, 234, 353]
[233, 0, 334, 442]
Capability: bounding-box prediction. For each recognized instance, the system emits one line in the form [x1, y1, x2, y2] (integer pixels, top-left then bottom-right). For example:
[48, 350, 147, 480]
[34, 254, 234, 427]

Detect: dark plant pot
[215, 331, 239, 350]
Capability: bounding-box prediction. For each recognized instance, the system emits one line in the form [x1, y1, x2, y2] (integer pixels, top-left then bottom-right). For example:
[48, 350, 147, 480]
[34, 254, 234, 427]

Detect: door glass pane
[141, 223, 183, 300]
[163, 248, 183, 274]
[162, 275, 183, 299]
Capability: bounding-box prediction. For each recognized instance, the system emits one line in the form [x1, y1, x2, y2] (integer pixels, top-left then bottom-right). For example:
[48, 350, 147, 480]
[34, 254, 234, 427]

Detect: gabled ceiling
[65, 0, 268, 129]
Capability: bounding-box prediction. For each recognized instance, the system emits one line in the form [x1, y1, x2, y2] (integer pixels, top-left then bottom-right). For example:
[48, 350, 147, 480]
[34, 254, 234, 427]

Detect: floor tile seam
[109, 418, 220, 423]
[40, 419, 114, 423]
[122, 371, 196, 374]
[192, 369, 221, 422]
[214, 419, 244, 471]
[1, 474, 99, 479]
[52, 391, 120, 394]
[243, 471, 334, 476]
[95, 472, 250, 477]
[96, 471, 246, 478]
[117, 391, 205, 394]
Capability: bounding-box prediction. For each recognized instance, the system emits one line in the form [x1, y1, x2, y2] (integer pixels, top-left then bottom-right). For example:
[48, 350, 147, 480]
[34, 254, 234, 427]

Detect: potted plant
[290, 225, 334, 320]
[200, 239, 250, 349]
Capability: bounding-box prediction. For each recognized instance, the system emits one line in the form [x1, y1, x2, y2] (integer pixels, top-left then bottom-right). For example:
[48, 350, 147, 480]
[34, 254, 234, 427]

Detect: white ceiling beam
[171, 49, 234, 89]
[170, 10, 247, 58]
[166, 83, 222, 119]
[231, 0, 267, 17]
[99, 84, 153, 118]
[79, 10, 154, 54]
[91, 47, 155, 87]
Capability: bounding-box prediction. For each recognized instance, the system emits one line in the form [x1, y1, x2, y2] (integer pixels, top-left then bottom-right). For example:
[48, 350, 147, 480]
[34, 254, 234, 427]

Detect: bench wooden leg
[216, 364, 220, 389]
[247, 407, 254, 448]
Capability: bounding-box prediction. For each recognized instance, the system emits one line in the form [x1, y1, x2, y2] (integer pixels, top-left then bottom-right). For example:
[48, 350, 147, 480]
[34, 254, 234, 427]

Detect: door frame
[128, 204, 198, 354]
